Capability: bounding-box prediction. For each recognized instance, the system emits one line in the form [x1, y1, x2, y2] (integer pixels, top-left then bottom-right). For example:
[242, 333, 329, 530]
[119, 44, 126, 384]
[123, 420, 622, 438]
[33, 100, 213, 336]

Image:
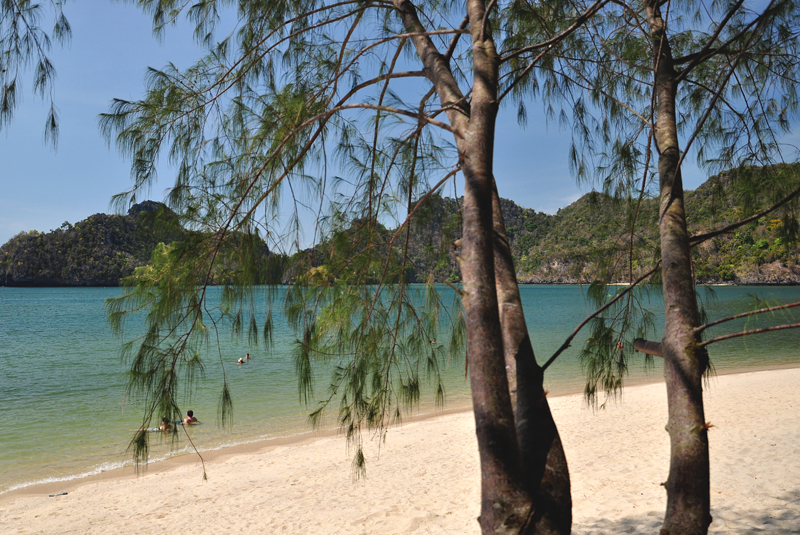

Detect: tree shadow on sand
[573, 488, 800, 535]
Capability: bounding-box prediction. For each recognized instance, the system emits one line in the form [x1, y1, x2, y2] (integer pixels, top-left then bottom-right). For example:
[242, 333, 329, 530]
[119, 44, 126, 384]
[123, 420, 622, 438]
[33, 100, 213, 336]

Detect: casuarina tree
[516, 0, 800, 533]
[97, 0, 620, 532]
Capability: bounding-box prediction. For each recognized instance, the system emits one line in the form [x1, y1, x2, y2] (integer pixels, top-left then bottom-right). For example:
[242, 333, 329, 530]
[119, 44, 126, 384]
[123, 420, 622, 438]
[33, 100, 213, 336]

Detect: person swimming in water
[183, 410, 198, 425]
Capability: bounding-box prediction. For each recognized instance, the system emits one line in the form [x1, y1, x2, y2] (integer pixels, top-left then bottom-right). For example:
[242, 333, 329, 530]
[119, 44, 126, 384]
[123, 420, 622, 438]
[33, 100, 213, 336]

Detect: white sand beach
[2, 367, 798, 534]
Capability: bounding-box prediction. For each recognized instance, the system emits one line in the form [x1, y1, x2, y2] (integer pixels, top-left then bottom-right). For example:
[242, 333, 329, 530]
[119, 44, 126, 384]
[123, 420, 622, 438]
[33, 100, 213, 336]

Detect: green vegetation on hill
[4, 165, 800, 286]
[0, 202, 183, 286]
[392, 164, 800, 284]
[505, 164, 800, 283]
[688, 165, 800, 283]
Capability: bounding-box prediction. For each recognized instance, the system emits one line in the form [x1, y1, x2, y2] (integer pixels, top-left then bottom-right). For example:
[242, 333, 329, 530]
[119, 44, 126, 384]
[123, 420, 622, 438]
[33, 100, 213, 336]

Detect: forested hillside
[511, 164, 800, 284]
[4, 166, 800, 286]
[0, 202, 183, 286]
[383, 164, 800, 284]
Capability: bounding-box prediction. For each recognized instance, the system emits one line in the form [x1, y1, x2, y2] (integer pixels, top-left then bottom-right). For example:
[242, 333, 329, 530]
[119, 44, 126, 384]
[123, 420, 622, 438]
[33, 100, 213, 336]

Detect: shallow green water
[1, 284, 798, 494]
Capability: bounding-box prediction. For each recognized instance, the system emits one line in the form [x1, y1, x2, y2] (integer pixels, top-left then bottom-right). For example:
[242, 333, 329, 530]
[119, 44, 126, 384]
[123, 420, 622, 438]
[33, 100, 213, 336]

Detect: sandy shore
[2, 367, 798, 534]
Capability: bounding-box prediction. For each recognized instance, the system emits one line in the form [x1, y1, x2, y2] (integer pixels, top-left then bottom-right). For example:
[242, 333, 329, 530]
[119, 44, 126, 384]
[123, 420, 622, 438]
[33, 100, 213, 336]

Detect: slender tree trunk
[492, 183, 572, 535]
[645, 2, 711, 533]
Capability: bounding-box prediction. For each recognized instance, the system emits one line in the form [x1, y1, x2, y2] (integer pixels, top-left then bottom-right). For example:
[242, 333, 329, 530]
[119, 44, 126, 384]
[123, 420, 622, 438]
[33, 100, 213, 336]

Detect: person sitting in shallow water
[183, 410, 198, 425]
[159, 417, 172, 432]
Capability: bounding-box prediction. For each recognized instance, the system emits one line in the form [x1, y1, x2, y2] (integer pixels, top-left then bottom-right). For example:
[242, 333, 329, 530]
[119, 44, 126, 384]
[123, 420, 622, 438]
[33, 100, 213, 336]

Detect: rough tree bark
[492, 182, 572, 534]
[645, 2, 712, 533]
[457, 2, 534, 531]
[394, 0, 572, 531]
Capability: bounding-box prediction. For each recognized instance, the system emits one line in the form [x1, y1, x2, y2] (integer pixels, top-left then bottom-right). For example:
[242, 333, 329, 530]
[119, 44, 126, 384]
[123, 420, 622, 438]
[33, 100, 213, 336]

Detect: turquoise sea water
[1, 285, 799, 495]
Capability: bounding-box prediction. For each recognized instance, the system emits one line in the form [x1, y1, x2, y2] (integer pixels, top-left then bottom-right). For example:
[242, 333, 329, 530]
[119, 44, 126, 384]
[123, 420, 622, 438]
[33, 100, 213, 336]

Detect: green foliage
[0, 202, 183, 286]
[278, 205, 467, 474]
[0, 0, 71, 147]
[98, 0, 477, 465]
[107, 231, 272, 463]
[579, 281, 657, 406]
[87, 0, 800, 480]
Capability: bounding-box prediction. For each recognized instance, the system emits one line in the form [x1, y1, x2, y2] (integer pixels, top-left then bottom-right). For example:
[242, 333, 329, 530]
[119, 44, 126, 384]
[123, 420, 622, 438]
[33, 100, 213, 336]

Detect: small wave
[188, 426, 337, 454]
[0, 430, 322, 496]
[0, 447, 197, 496]
[0, 418, 453, 496]
[0, 460, 125, 495]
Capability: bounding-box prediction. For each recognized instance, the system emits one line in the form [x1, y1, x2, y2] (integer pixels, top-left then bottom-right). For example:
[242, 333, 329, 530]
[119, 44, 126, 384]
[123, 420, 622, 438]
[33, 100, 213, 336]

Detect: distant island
[3, 166, 800, 286]
[0, 201, 183, 286]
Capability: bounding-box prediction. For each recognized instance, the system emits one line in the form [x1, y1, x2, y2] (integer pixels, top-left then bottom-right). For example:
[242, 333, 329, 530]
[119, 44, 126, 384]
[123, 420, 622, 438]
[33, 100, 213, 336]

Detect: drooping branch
[671, 0, 746, 81]
[541, 261, 661, 371]
[672, 0, 781, 79]
[498, 0, 613, 103]
[526, 62, 652, 125]
[501, 0, 610, 62]
[629, 129, 655, 281]
[670, 5, 771, 195]
[197, 94, 452, 250]
[362, 166, 462, 315]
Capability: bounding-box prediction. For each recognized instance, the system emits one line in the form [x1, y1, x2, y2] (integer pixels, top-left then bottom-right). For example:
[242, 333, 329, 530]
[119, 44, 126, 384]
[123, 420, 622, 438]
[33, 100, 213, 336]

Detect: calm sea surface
[1, 285, 799, 494]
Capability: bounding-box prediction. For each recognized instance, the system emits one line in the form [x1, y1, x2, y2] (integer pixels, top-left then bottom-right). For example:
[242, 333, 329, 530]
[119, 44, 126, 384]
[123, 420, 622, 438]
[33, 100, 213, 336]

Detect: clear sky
[0, 2, 709, 247]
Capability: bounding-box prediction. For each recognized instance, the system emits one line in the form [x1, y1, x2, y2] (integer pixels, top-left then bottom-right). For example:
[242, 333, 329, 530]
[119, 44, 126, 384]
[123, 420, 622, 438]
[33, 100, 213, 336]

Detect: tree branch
[480, 0, 497, 42]
[445, 16, 470, 62]
[698, 322, 800, 348]
[633, 338, 663, 357]
[695, 301, 800, 333]
[541, 261, 661, 371]
[392, 0, 470, 135]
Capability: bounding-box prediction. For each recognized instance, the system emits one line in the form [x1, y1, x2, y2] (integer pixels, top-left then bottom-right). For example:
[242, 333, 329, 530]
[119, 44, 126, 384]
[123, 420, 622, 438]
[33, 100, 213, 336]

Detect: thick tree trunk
[645, 2, 712, 534]
[458, 5, 535, 531]
[394, 1, 566, 531]
[492, 184, 572, 535]
[460, 152, 531, 534]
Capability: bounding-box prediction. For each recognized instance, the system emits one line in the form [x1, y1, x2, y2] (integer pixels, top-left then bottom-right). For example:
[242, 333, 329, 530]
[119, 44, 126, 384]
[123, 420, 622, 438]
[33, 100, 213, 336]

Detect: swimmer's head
[187, 410, 194, 417]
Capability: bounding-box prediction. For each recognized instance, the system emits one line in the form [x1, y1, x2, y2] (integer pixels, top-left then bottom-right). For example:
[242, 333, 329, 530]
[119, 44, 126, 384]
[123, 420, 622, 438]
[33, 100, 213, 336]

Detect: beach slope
[2, 367, 798, 534]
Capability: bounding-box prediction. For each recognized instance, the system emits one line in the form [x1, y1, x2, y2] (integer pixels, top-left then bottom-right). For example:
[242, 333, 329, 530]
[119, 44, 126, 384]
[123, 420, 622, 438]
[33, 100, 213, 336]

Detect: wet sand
[2, 367, 798, 534]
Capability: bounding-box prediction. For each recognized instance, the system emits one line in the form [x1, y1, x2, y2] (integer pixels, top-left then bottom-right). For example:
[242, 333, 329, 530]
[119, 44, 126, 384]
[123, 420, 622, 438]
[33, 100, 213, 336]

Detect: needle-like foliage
[0, 0, 71, 147]
[99, 0, 613, 532]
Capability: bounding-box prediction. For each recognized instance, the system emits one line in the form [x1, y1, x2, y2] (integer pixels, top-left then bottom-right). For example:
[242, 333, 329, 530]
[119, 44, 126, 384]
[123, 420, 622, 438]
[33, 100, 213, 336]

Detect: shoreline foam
[3, 361, 798, 499]
[2, 366, 799, 534]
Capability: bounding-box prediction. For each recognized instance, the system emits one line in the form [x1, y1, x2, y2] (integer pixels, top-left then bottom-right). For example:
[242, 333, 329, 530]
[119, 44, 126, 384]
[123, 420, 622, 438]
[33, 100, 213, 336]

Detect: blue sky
[0, 2, 709, 247]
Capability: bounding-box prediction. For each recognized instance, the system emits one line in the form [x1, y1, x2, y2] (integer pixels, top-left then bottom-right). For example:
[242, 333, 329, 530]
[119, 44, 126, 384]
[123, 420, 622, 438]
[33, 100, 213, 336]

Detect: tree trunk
[460, 151, 532, 533]
[393, 0, 568, 530]
[645, 2, 712, 533]
[458, 4, 536, 530]
[492, 183, 572, 535]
